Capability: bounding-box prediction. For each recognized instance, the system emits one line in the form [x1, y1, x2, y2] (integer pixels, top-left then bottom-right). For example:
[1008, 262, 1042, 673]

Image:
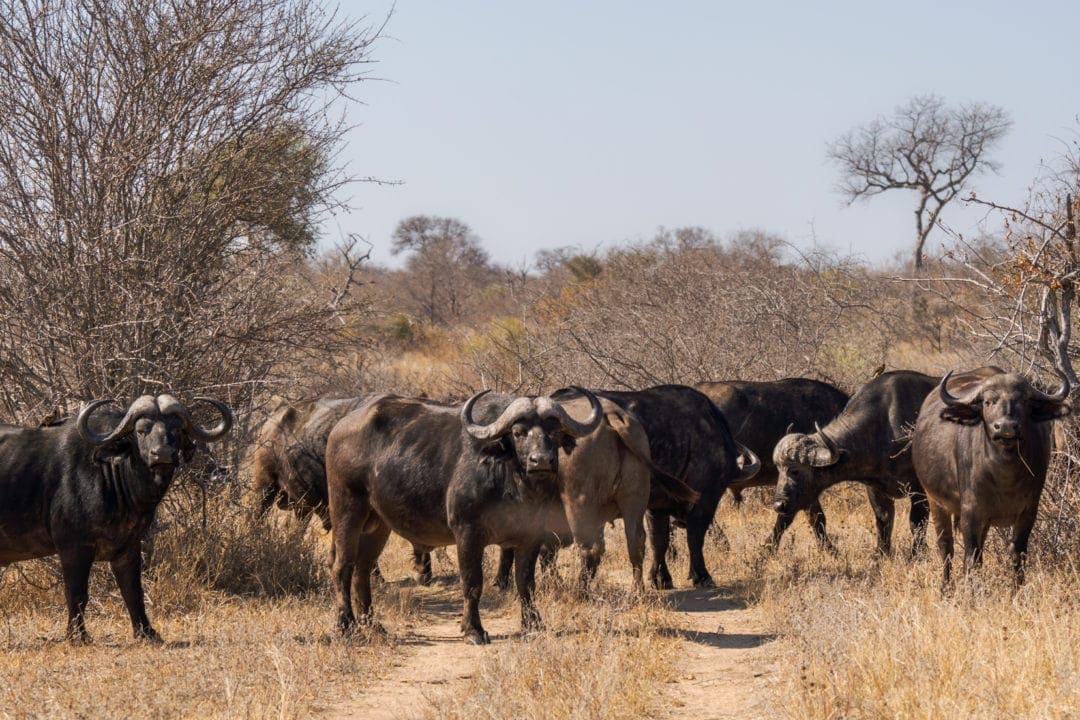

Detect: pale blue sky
[332, 1, 1079, 268]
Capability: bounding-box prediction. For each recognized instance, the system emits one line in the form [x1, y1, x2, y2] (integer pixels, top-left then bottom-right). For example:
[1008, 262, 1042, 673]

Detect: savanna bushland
[0, 1, 1077, 718]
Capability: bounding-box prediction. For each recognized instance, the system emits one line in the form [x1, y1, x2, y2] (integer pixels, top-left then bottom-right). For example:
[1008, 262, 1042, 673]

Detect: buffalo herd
[0, 365, 1069, 643]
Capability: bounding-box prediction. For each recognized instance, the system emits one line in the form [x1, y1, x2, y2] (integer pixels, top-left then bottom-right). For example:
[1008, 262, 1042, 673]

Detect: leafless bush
[459, 228, 906, 394]
[0, 0, 380, 428]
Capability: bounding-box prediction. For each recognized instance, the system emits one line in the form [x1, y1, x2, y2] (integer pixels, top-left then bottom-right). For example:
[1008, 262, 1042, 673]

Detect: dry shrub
[146, 492, 329, 612]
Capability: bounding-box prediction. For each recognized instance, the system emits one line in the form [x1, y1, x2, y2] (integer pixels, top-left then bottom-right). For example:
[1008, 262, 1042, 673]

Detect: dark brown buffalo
[250, 395, 433, 584]
[695, 378, 849, 548]
[912, 367, 1069, 586]
[772, 371, 936, 555]
[251, 396, 373, 530]
[326, 389, 603, 644]
[0, 395, 231, 642]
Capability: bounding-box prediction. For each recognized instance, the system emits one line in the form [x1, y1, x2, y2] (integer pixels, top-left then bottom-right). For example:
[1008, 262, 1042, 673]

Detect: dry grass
[422, 540, 682, 720]
[1, 479, 1077, 720]
[0, 497, 391, 720]
[710, 487, 1080, 720]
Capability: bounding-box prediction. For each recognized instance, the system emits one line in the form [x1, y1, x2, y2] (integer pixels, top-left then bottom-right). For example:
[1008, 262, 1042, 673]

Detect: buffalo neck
[98, 454, 174, 515]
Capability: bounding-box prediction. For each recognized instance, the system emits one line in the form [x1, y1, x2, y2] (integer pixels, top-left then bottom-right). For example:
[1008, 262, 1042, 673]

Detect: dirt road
[325, 580, 779, 720]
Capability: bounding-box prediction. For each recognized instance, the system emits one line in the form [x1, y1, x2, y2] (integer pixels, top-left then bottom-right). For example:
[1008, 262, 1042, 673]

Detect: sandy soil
[325, 578, 778, 720]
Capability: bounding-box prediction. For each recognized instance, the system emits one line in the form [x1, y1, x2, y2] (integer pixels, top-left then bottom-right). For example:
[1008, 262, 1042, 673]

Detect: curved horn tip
[463, 393, 532, 441]
[76, 399, 129, 445]
[189, 397, 234, 442]
[938, 371, 962, 405]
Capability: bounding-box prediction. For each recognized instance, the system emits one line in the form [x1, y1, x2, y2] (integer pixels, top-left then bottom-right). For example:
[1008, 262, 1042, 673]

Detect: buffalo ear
[179, 433, 198, 463]
[940, 404, 981, 425]
[92, 437, 132, 463]
[1032, 400, 1071, 423]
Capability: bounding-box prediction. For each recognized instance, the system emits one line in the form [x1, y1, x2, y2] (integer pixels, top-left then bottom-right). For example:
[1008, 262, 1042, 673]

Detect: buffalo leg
[538, 539, 561, 576]
[564, 502, 605, 593]
[1008, 504, 1039, 585]
[59, 546, 94, 643]
[645, 510, 674, 590]
[960, 511, 989, 577]
[495, 548, 515, 591]
[766, 511, 797, 551]
[867, 487, 895, 556]
[806, 501, 838, 553]
[352, 522, 391, 632]
[908, 491, 930, 557]
[931, 503, 954, 591]
[411, 545, 433, 586]
[622, 511, 646, 594]
[110, 546, 158, 642]
[685, 505, 717, 588]
[331, 501, 369, 634]
[455, 529, 489, 645]
[514, 541, 544, 632]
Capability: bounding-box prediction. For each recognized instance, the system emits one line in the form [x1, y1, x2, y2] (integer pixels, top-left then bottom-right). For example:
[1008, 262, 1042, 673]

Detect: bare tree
[828, 95, 1011, 271]
[0, 0, 381, 422]
[391, 215, 495, 325]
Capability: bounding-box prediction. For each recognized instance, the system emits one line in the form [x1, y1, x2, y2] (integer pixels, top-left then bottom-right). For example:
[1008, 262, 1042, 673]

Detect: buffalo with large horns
[772, 371, 935, 556]
[0, 394, 232, 642]
[552, 385, 760, 589]
[912, 367, 1069, 587]
[695, 378, 849, 549]
[326, 389, 603, 644]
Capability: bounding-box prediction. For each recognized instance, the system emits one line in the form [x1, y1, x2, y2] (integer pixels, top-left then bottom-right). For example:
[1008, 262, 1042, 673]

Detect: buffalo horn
[462, 391, 535, 441]
[536, 386, 604, 438]
[161, 395, 233, 442]
[937, 371, 980, 408]
[77, 395, 158, 445]
[811, 422, 841, 467]
[735, 441, 761, 481]
[1033, 372, 1071, 405]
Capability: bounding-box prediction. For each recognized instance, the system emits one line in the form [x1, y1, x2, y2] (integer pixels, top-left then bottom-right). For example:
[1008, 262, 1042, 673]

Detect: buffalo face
[938, 372, 1070, 450]
[772, 423, 844, 515]
[462, 387, 604, 481]
[78, 394, 233, 476]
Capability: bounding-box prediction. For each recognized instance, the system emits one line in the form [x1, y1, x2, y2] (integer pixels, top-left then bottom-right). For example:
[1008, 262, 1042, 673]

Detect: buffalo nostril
[773, 501, 786, 512]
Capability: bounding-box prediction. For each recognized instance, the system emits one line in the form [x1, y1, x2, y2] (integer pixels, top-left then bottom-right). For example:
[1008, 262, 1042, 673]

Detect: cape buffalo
[497, 395, 700, 593]
[912, 367, 1069, 586]
[326, 389, 603, 644]
[250, 395, 433, 584]
[252, 396, 373, 530]
[0, 395, 232, 642]
[554, 385, 760, 589]
[695, 378, 849, 548]
[772, 371, 935, 556]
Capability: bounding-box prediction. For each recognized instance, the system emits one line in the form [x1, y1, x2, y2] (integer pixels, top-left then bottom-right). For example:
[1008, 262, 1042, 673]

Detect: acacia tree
[391, 215, 495, 325]
[828, 94, 1011, 270]
[0, 0, 380, 422]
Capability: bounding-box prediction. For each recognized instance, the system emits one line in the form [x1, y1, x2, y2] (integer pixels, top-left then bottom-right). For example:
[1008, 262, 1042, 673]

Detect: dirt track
[325, 579, 779, 720]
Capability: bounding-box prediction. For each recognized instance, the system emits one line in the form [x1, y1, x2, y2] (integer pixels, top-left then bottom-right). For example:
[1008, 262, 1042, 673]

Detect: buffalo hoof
[650, 576, 674, 591]
[370, 565, 386, 585]
[66, 632, 92, 646]
[134, 627, 163, 644]
[521, 615, 545, 634]
[463, 629, 491, 645]
[691, 575, 716, 589]
[412, 570, 433, 587]
[818, 539, 840, 556]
